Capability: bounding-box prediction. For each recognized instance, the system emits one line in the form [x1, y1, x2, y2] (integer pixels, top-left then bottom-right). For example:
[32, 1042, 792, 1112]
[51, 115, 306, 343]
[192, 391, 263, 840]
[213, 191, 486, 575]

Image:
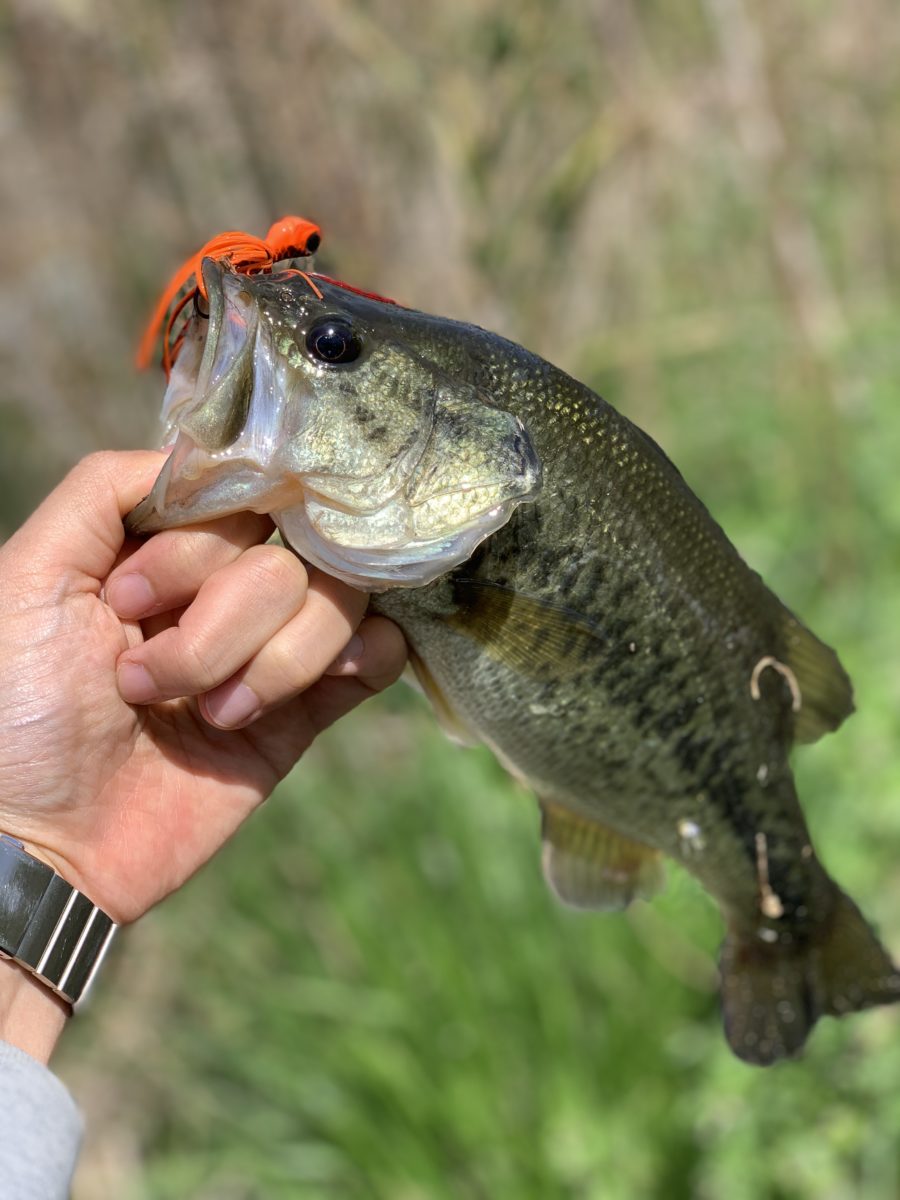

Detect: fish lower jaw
[274, 499, 508, 591]
[127, 428, 517, 589]
[125, 434, 307, 534]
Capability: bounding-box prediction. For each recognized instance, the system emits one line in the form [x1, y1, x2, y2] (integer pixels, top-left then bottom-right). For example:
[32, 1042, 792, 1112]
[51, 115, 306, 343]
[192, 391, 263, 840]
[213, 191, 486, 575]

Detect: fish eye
[305, 317, 362, 365]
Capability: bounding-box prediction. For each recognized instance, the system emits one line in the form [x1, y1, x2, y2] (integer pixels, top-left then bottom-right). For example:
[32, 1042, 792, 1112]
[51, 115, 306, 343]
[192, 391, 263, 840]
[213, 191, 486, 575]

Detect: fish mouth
[127, 260, 542, 588]
[126, 258, 305, 535]
[124, 438, 306, 534]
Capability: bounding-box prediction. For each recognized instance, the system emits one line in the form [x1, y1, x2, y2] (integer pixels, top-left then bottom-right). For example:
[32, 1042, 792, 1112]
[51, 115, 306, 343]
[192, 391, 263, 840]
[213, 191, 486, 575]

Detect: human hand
[0, 451, 406, 929]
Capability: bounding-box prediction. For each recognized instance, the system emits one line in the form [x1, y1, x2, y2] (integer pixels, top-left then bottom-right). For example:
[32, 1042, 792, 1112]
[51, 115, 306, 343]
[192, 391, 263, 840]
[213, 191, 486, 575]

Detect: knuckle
[243, 544, 307, 595]
[175, 529, 218, 576]
[172, 635, 224, 692]
[143, 526, 233, 588]
[71, 449, 157, 495]
[72, 450, 117, 480]
[267, 640, 321, 696]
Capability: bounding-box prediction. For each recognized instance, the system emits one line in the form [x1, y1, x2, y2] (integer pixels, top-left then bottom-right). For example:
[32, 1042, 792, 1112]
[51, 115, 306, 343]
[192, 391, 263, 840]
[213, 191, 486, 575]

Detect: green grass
[60, 307, 900, 1200]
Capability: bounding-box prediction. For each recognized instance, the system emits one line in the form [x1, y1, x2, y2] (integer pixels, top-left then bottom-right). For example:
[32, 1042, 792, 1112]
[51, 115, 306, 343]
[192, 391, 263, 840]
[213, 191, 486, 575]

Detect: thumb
[9, 451, 168, 585]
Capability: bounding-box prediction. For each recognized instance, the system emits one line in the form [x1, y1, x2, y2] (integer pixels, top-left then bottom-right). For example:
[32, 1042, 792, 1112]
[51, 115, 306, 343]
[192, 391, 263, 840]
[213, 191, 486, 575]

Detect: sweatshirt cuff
[0, 1038, 83, 1198]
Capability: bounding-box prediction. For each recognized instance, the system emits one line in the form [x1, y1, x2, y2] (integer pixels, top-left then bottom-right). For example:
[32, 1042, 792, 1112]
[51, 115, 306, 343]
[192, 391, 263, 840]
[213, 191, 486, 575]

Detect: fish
[127, 248, 900, 1065]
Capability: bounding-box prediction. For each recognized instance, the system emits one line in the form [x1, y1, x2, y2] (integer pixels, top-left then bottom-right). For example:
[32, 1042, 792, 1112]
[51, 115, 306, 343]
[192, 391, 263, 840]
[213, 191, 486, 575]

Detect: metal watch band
[0, 834, 116, 1008]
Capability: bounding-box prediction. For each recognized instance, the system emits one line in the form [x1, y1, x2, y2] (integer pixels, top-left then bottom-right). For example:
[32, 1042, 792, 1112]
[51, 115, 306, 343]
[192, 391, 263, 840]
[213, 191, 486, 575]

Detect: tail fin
[720, 889, 900, 1065]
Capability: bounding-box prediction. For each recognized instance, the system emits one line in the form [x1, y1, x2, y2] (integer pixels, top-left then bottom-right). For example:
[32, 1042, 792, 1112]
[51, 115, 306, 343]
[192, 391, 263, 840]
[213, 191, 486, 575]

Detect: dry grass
[3, 0, 899, 523]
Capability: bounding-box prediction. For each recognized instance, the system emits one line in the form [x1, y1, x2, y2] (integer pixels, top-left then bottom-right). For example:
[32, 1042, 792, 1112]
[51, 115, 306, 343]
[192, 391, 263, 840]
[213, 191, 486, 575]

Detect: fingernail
[204, 683, 261, 729]
[326, 634, 364, 675]
[106, 573, 157, 618]
[117, 661, 159, 704]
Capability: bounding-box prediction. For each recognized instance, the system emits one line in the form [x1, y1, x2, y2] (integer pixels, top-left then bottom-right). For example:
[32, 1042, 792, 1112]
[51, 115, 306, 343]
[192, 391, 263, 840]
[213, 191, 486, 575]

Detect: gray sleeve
[0, 1039, 83, 1199]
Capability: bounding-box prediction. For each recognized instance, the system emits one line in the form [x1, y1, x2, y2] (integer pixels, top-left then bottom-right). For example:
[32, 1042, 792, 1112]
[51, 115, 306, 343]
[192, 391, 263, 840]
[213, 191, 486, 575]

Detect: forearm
[0, 966, 83, 1199]
[0, 958, 68, 1064]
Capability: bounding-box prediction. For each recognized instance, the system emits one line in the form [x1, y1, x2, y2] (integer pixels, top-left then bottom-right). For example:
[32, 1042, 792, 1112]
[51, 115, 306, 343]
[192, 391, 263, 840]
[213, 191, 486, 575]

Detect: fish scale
[129, 265, 899, 1064]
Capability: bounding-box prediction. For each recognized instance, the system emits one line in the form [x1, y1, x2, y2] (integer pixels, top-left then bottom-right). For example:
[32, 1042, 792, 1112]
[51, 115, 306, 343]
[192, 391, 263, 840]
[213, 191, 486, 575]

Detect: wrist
[0, 957, 69, 1064]
[0, 833, 117, 1015]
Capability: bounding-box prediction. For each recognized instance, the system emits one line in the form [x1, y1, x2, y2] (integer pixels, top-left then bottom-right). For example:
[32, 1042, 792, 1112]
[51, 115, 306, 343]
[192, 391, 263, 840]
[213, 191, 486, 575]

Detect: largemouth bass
[128, 255, 900, 1065]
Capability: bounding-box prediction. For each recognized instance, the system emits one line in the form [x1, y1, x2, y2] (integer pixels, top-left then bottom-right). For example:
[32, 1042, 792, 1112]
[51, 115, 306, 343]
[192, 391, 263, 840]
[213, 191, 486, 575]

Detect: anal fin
[540, 801, 665, 911]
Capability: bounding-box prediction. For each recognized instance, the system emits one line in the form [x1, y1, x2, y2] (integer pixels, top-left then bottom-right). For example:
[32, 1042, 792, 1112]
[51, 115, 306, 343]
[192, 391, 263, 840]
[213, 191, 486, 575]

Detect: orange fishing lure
[138, 216, 401, 377]
[137, 215, 323, 375]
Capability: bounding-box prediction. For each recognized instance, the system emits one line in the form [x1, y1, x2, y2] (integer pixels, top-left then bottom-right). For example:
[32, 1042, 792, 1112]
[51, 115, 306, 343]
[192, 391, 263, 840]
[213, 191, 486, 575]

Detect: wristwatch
[0, 834, 116, 1008]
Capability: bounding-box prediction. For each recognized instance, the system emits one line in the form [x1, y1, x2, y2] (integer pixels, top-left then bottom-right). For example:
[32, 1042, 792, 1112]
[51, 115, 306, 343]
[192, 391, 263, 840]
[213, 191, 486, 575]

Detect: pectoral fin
[540, 800, 665, 911]
[445, 579, 604, 679]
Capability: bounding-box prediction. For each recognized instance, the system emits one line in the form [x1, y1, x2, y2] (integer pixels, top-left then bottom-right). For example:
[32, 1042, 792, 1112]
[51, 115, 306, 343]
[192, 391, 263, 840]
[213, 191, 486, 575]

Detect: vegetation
[2, 1, 900, 1195]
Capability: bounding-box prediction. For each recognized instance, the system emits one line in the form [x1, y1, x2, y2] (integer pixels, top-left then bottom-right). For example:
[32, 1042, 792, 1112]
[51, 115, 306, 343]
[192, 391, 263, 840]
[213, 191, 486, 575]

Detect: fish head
[127, 260, 541, 588]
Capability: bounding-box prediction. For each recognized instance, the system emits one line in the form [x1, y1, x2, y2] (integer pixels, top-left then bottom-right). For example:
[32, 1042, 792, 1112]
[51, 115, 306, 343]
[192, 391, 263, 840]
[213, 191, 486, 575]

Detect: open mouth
[126, 259, 308, 534]
[124, 435, 307, 534]
[126, 261, 543, 590]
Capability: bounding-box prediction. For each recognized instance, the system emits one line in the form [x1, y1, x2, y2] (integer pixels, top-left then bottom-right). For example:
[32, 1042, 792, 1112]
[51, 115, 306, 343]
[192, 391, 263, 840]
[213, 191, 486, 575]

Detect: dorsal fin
[540, 801, 665, 911]
[773, 614, 854, 743]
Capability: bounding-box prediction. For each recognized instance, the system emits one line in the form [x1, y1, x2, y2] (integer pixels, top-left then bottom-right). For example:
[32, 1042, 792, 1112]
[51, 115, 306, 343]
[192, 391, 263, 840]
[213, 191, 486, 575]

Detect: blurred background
[3, 0, 900, 1196]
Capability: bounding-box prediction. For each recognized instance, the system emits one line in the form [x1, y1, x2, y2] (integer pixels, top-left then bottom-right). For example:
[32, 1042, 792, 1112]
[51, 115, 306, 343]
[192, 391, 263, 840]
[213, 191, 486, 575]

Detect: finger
[308, 619, 408, 732]
[9, 451, 168, 585]
[139, 606, 187, 643]
[104, 512, 275, 619]
[323, 616, 409, 684]
[304, 659, 408, 737]
[198, 573, 373, 729]
[116, 544, 310, 703]
[237, 631, 408, 775]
